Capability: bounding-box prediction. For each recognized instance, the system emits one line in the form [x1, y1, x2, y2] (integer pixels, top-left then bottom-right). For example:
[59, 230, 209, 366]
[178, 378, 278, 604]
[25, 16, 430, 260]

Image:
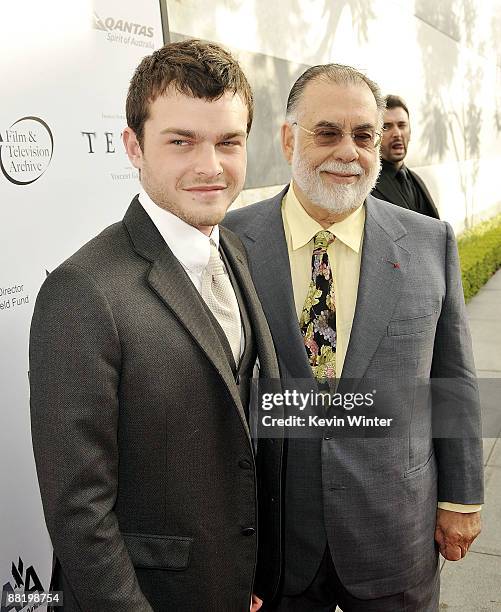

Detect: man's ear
[281, 122, 295, 166]
[123, 127, 143, 169]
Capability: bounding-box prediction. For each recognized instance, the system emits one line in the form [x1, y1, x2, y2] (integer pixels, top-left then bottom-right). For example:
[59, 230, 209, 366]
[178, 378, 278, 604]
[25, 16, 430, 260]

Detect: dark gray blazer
[224, 186, 483, 599]
[29, 196, 283, 611]
[372, 166, 440, 219]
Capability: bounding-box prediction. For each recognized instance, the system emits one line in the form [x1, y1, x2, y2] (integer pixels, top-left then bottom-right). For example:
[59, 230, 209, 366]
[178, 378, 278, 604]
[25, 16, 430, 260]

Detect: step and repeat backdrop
[0, 1, 164, 607]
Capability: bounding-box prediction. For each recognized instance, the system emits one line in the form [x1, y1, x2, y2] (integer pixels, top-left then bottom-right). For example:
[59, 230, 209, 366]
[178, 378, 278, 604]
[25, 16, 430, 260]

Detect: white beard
[292, 151, 381, 216]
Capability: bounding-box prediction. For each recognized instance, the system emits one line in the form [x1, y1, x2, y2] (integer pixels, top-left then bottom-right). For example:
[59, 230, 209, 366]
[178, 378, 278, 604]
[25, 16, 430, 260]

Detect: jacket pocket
[404, 451, 435, 479]
[387, 312, 436, 336]
[123, 532, 193, 570]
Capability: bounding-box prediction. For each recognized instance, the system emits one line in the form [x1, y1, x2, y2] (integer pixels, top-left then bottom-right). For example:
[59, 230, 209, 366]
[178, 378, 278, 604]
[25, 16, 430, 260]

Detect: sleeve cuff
[438, 502, 482, 513]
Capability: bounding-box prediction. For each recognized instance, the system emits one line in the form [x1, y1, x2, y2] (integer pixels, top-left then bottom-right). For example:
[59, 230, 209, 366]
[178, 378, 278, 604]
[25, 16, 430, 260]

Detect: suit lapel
[338, 196, 410, 392]
[241, 189, 313, 380]
[410, 170, 440, 218]
[219, 229, 279, 379]
[123, 197, 250, 438]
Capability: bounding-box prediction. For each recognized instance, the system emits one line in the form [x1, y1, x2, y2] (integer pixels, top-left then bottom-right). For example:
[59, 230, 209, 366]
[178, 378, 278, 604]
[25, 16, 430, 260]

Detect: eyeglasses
[292, 122, 382, 150]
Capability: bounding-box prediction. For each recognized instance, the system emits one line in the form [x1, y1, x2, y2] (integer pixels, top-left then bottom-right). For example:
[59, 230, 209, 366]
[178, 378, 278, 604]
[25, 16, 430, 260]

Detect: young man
[371, 94, 440, 218]
[224, 64, 482, 611]
[29, 39, 282, 612]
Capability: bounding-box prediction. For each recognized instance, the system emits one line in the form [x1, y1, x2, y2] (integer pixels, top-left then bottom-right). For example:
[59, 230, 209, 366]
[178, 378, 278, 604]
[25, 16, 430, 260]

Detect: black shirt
[378, 159, 437, 217]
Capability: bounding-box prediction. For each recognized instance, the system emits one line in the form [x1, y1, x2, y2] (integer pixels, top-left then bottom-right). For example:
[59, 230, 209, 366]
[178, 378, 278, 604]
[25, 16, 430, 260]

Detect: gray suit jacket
[30, 196, 283, 611]
[224, 186, 483, 599]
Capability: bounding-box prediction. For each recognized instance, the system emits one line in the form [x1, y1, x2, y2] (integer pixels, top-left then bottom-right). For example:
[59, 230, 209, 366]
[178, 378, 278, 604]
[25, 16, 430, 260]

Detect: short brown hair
[285, 64, 385, 128]
[384, 94, 409, 118]
[126, 39, 254, 147]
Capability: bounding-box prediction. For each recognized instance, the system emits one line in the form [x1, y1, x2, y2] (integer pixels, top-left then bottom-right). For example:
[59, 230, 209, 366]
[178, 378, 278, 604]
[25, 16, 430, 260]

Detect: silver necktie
[201, 240, 242, 366]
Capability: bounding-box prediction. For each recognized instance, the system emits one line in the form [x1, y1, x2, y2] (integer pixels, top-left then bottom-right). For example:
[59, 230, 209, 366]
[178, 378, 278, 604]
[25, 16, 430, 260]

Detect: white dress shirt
[138, 188, 245, 358]
[138, 188, 218, 294]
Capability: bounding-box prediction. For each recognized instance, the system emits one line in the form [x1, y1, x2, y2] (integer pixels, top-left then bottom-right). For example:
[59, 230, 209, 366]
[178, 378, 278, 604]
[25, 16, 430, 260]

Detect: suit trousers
[266, 546, 440, 612]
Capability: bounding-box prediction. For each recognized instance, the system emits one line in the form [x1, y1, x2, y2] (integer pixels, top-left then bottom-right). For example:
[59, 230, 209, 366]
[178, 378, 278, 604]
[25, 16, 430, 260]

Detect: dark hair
[384, 94, 409, 118]
[285, 64, 385, 127]
[126, 39, 254, 147]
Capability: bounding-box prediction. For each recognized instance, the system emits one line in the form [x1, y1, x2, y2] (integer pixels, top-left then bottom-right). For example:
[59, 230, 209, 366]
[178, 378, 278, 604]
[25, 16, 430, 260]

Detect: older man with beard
[223, 64, 483, 611]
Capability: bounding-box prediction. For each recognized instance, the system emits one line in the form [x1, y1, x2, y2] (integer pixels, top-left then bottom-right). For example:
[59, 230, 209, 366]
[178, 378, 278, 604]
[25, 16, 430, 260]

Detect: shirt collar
[381, 158, 404, 178]
[138, 187, 219, 276]
[283, 181, 365, 253]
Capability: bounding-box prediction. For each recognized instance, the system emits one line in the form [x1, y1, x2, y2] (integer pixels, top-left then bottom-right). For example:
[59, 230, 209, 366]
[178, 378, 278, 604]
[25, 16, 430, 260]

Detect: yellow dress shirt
[282, 182, 364, 378]
[281, 182, 481, 514]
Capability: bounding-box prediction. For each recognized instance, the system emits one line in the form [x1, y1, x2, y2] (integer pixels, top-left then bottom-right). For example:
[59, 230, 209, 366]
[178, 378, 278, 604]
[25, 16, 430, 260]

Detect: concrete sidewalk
[439, 268, 501, 610]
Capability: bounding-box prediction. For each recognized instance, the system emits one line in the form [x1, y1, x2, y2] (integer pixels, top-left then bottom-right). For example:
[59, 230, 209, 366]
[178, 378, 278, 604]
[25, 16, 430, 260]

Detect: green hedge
[457, 214, 501, 302]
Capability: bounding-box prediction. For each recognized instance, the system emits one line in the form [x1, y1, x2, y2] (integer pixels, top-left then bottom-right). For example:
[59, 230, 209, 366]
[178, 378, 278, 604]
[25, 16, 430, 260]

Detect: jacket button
[241, 527, 256, 536]
[239, 459, 252, 469]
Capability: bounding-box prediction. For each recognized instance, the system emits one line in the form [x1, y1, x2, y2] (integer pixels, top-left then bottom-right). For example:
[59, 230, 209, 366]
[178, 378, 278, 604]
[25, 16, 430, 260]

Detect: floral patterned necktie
[299, 230, 337, 380]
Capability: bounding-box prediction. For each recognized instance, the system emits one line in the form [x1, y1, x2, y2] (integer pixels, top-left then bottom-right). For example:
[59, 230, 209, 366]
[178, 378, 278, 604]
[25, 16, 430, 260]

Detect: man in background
[29, 39, 281, 612]
[371, 94, 440, 218]
[224, 65, 482, 611]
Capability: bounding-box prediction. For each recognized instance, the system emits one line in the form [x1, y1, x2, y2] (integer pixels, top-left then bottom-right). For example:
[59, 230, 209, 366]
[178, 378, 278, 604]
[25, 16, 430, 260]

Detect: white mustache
[317, 161, 364, 176]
